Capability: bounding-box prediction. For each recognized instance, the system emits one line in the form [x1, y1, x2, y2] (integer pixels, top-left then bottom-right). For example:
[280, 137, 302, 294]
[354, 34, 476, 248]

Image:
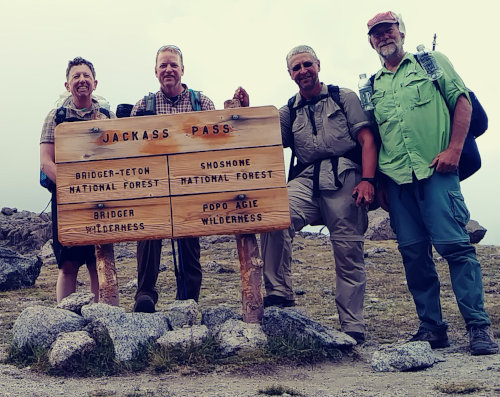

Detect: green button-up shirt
[372, 51, 470, 184]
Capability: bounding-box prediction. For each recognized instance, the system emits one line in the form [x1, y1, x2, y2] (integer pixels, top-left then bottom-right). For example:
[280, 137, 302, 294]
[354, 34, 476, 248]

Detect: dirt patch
[0, 236, 499, 396]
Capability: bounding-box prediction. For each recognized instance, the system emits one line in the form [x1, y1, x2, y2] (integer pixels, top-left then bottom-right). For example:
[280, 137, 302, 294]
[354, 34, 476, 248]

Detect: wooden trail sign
[55, 106, 290, 246]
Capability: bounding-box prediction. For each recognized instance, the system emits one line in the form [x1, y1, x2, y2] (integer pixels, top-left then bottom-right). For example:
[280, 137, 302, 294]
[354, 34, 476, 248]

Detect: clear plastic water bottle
[358, 73, 374, 111]
[416, 45, 443, 81]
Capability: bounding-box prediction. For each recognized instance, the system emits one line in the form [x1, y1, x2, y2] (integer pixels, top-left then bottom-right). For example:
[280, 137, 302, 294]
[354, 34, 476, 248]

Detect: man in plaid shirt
[40, 57, 115, 303]
[131, 45, 215, 313]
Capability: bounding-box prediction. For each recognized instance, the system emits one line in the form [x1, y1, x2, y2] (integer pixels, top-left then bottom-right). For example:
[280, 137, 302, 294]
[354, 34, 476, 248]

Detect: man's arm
[40, 142, 56, 183]
[429, 94, 472, 173]
[352, 127, 377, 207]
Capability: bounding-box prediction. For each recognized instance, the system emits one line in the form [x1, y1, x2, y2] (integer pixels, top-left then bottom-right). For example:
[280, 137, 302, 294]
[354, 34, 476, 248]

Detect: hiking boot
[133, 295, 155, 313]
[409, 327, 450, 349]
[345, 331, 366, 345]
[263, 295, 295, 308]
[469, 326, 499, 356]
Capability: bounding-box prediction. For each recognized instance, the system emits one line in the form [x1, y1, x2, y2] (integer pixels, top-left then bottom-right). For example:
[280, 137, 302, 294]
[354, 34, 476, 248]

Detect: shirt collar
[66, 97, 100, 115]
[161, 83, 189, 102]
[375, 52, 415, 80]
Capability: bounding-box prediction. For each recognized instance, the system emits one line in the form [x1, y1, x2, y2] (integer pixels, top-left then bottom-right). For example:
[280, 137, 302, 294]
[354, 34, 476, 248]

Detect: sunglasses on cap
[290, 61, 315, 72]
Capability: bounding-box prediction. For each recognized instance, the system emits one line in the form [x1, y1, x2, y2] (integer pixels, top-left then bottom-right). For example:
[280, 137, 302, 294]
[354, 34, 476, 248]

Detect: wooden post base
[95, 244, 119, 306]
[236, 234, 264, 323]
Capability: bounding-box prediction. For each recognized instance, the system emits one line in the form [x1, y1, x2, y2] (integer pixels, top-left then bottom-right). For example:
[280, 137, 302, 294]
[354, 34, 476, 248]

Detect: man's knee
[60, 260, 79, 275]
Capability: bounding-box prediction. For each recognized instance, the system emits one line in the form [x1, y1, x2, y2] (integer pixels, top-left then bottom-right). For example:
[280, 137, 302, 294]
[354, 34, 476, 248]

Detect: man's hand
[429, 146, 461, 173]
[430, 94, 471, 174]
[352, 180, 375, 208]
[233, 86, 249, 107]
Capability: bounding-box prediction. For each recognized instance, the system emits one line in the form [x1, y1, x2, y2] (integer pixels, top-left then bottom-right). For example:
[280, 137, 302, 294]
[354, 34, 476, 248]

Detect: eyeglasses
[290, 61, 315, 72]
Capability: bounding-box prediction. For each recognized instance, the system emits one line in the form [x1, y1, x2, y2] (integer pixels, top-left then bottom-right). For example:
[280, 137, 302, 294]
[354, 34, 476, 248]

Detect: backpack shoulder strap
[54, 107, 67, 125]
[188, 88, 202, 111]
[287, 95, 297, 126]
[99, 107, 111, 119]
[413, 54, 445, 102]
[144, 92, 156, 114]
[327, 84, 344, 113]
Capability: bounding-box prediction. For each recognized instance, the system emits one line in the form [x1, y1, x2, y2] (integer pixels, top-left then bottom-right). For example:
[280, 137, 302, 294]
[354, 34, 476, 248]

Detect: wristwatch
[361, 177, 376, 186]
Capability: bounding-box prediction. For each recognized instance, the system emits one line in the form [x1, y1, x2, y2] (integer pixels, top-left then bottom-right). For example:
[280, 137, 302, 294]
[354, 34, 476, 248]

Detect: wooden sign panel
[55, 106, 290, 246]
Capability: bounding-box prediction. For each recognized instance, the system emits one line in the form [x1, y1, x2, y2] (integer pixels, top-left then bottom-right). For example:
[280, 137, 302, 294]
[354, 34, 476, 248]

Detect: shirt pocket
[372, 90, 390, 127]
[402, 70, 433, 107]
[323, 108, 355, 155]
[292, 110, 315, 162]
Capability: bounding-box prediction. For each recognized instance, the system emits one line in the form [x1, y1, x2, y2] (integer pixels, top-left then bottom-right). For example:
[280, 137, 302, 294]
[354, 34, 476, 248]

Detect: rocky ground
[1, 218, 499, 396]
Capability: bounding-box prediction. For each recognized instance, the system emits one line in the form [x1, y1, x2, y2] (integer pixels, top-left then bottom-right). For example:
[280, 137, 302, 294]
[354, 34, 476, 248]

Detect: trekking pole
[171, 239, 187, 300]
[432, 33, 437, 51]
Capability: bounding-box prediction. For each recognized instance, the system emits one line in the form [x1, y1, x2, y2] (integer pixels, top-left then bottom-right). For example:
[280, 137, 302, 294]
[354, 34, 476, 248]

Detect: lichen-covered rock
[48, 331, 96, 369]
[157, 325, 209, 349]
[201, 304, 240, 330]
[12, 306, 87, 350]
[262, 307, 355, 349]
[216, 319, 267, 356]
[371, 341, 439, 372]
[0, 247, 43, 291]
[164, 299, 199, 329]
[83, 304, 171, 362]
[56, 292, 95, 314]
[0, 208, 52, 254]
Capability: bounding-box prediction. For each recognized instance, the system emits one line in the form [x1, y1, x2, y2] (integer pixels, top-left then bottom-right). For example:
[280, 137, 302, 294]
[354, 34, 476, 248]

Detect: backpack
[286, 85, 363, 186]
[135, 88, 202, 116]
[369, 56, 488, 181]
[40, 106, 111, 192]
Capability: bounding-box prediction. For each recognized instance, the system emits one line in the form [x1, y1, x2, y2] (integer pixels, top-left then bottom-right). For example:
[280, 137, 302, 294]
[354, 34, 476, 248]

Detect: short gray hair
[286, 45, 319, 69]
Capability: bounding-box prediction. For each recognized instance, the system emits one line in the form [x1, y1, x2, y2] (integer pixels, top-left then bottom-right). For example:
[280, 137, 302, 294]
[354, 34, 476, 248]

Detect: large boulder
[82, 303, 172, 362]
[0, 208, 52, 254]
[262, 307, 355, 349]
[466, 219, 487, 244]
[0, 247, 43, 291]
[12, 305, 87, 350]
[366, 208, 487, 243]
[366, 209, 396, 241]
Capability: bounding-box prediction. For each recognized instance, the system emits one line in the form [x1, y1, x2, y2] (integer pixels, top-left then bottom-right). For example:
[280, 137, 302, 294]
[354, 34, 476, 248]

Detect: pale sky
[1, 0, 499, 244]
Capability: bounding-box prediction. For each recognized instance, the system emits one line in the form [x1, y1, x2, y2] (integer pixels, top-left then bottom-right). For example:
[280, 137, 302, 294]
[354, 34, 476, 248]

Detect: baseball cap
[367, 11, 405, 35]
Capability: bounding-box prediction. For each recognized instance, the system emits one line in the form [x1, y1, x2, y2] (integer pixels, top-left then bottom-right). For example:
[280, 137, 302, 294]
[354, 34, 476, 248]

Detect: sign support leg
[225, 98, 264, 323]
[95, 243, 119, 306]
[236, 234, 264, 323]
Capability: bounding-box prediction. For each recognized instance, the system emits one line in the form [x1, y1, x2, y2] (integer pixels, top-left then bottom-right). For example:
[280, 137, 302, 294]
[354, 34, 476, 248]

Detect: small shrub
[435, 381, 485, 394]
[258, 384, 305, 396]
[6, 343, 50, 371]
[266, 334, 343, 364]
[150, 335, 222, 373]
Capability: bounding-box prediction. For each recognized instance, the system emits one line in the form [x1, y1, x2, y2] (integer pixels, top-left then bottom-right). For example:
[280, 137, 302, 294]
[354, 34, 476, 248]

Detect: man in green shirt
[367, 11, 497, 355]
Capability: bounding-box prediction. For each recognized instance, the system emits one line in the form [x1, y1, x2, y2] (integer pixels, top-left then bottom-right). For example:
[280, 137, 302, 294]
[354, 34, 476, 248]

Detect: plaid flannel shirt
[131, 84, 215, 116]
[40, 97, 115, 144]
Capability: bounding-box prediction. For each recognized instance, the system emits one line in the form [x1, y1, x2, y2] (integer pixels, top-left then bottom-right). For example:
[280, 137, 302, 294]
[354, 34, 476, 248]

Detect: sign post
[55, 105, 290, 315]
